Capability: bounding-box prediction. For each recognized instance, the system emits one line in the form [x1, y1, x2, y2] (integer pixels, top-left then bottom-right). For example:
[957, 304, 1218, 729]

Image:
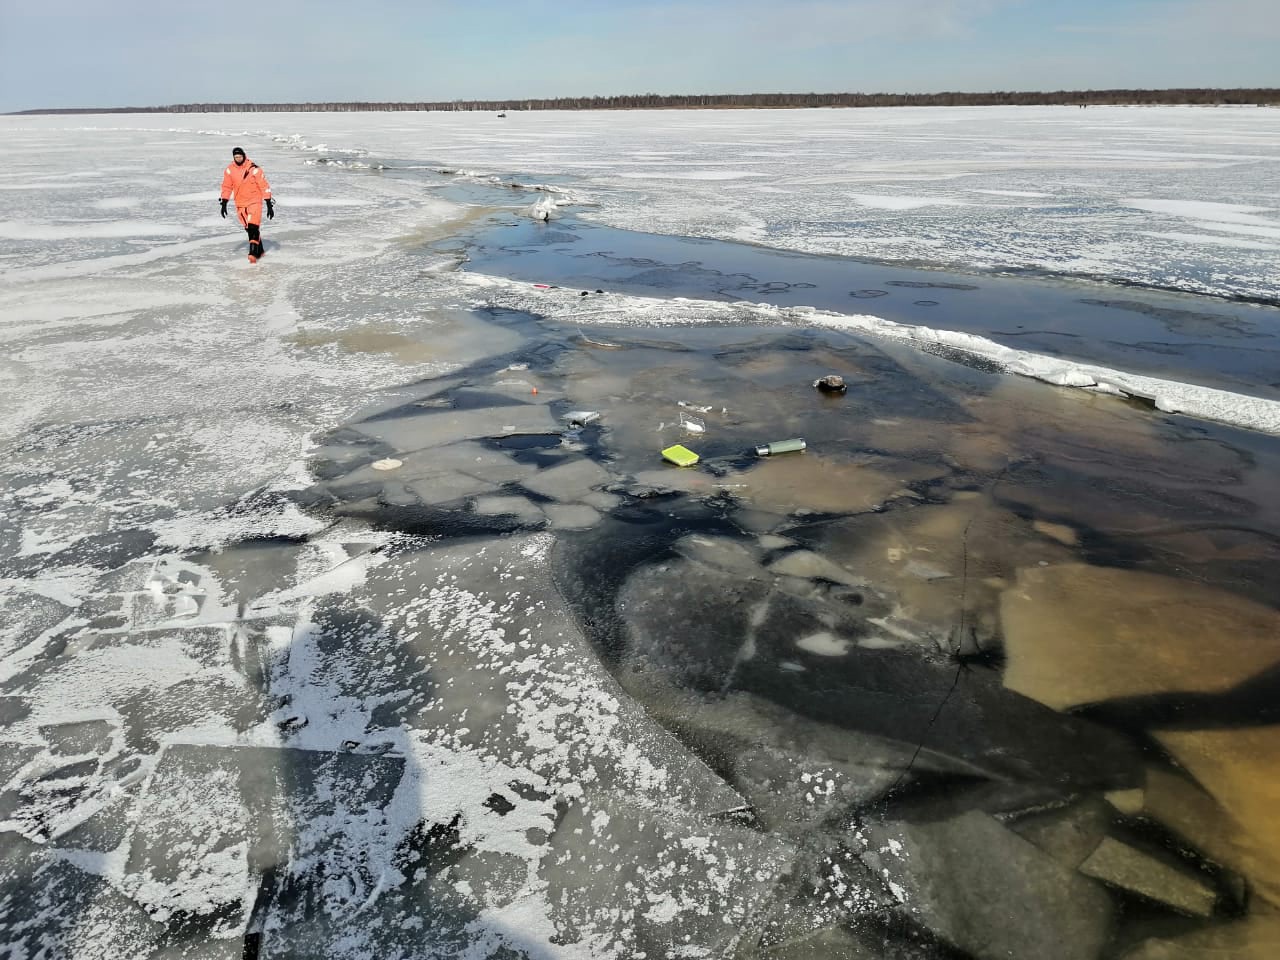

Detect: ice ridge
[458, 274, 1280, 437]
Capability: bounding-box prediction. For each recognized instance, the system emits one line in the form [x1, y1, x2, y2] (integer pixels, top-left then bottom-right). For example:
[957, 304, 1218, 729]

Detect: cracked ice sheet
[255, 531, 796, 957]
[0, 522, 796, 956]
[0, 534, 403, 950]
[7, 108, 1275, 956]
[0, 553, 269, 844]
[0, 122, 527, 588]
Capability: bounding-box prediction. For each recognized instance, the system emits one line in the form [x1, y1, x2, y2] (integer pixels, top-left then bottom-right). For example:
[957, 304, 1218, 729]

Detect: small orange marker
[532, 387, 538, 395]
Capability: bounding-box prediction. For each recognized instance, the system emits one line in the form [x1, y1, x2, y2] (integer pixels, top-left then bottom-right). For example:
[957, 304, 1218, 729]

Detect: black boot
[246, 224, 263, 262]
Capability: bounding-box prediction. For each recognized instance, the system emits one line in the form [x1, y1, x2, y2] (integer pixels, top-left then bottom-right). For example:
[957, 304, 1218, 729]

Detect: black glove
[219, 198, 228, 218]
[266, 198, 274, 220]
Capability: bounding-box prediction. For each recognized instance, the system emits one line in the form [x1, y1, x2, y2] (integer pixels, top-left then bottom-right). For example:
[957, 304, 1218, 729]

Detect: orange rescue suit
[220, 159, 272, 227]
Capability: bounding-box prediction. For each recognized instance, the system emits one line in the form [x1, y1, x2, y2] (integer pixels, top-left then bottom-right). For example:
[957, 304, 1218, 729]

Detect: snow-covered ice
[75, 105, 1276, 303]
[3, 107, 1280, 959]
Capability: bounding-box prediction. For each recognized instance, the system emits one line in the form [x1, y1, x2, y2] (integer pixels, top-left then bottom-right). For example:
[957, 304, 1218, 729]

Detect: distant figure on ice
[219, 146, 274, 263]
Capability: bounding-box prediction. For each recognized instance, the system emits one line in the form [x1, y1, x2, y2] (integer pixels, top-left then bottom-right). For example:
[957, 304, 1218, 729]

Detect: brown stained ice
[1156, 727, 1280, 909]
[286, 310, 523, 367]
[1122, 910, 1280, 960]
[1000, 562, 1280, 934]
[288, 327, 448, 366]
[808, 494, 1075, 644]
[732, 452, 939, 516]
[1000, 564, 1280, 711]
[1033, 519, 1080, 546]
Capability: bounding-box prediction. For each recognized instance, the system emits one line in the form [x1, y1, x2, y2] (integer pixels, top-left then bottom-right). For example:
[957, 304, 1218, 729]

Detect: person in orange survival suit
[219, 146, 274, 262]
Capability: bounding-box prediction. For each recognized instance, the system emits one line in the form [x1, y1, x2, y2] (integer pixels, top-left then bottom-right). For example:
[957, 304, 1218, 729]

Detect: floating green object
[755, 438, 807, 456]
[661, 444, 700, 467]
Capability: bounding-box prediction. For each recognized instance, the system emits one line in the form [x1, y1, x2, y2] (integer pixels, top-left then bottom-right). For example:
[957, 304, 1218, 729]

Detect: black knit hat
[232, 146, 246, 158]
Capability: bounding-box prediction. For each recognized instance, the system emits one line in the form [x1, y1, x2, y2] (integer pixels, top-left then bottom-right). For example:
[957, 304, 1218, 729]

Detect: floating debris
[661, 444, 701, 467]
[579, 330, 622, 350]
[371, 458, 403, 471]
[678, 400, 714, 413]
[814, 375, 847, 395]
[679, 411, 706, 435]
[755, 438, 807, 456]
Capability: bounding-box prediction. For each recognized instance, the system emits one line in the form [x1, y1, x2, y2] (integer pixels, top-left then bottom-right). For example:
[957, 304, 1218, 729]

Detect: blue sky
[1, 0, 1277, 112]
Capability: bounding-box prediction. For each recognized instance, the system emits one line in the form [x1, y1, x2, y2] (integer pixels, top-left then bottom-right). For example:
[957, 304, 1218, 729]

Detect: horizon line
[8, 87, 1280, 116]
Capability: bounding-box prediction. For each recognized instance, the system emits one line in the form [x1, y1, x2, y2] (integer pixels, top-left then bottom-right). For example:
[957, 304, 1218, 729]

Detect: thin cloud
[618, 0, 1024, 52]
[1059, 0, 1280, 42]
[1053, 25, 1126, 34]
[1159, 0, 1280, 39]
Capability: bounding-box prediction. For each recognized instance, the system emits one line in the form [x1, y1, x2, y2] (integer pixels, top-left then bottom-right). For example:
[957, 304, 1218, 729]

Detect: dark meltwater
[455, 214, 1280, 402]
[297, 283, 1280, 959]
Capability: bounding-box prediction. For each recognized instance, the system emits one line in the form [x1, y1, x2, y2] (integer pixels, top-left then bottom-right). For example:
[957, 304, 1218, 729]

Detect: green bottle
[755, 438, 806, 456]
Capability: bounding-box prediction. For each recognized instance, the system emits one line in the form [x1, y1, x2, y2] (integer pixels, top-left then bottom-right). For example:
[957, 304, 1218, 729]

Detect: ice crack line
[884, 459, 1024, 800]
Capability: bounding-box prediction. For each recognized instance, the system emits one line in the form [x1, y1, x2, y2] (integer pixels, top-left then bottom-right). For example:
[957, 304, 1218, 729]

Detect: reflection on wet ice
[534, 320, 1280, 955]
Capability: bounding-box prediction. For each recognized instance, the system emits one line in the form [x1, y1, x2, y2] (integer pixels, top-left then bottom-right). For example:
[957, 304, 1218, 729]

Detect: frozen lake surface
[217, 105, 1280, 303]
[2, 108, 1280, 959]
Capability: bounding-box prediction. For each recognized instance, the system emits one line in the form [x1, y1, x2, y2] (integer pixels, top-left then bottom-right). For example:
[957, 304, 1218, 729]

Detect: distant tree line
[11, 88, 1280, 115]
